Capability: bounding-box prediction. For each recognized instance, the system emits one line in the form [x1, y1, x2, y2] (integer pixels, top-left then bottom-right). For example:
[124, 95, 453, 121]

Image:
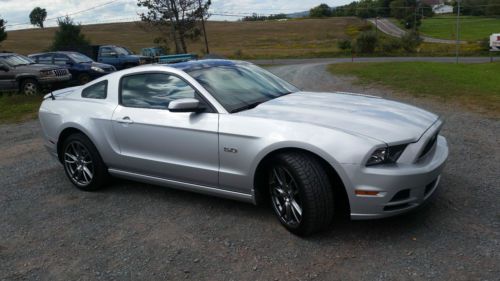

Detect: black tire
[78, 73, 91, 85]
[20, 79, 39, 96]
[268, 152, 334, 236]
[61, 133, 109, 191]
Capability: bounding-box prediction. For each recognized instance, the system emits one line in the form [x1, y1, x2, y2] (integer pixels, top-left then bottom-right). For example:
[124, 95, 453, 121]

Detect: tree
[0, 17, 7, 46]
[30, 7, 47, 28]
[50, 16, 90, 51]
[486, 0, 500, 16]
[390, 0, 409, 19]
[309, 4, 332, 17]
[138, 0, 211, 54]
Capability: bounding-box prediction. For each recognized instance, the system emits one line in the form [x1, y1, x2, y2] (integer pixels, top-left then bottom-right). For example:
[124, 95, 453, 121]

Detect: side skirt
[108, 168, 255, 204]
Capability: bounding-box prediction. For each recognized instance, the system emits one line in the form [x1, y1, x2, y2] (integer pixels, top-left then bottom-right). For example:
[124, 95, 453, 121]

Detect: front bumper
[343, 135, 449, 220]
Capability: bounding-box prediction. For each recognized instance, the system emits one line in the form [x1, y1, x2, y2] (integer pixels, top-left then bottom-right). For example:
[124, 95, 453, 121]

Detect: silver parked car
[39, 60, 448, 235]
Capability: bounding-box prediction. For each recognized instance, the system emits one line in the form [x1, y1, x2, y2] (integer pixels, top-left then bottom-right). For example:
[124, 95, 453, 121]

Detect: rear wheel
[268, 152, 335, 236]
[62, 133, 108, 191]
[20, 79, 39, 95]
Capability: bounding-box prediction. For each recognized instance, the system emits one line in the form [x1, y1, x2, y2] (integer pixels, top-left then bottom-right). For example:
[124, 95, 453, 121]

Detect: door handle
[116, 116, 133, 124]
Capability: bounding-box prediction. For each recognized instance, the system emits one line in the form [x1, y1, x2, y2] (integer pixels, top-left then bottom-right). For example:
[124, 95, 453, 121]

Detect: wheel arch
[253, 147, 351, 216]
[56, 125, 98, 163]
[16, 75, 38, 89]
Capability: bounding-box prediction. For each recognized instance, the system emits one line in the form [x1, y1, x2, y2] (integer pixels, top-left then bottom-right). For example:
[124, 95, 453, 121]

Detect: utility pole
[456, 0, 461, 64]
[198, 0, 210, 54]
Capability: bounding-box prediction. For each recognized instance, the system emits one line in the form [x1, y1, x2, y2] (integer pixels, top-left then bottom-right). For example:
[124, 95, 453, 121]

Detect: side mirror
[168, 98, 201, 113]
[0, 65, 9, 72]
[66, 61, 74, 66]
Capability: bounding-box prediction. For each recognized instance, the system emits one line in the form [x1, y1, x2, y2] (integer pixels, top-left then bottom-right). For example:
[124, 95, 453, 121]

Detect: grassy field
[328, 62, 500, 115]
[0, 94, 42, 123]
[419, 16, 499, 41]
[1, 18, 365, 59]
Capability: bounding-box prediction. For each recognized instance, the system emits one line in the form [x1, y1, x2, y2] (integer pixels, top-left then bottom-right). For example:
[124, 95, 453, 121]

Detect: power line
[6, 0, 127, 27]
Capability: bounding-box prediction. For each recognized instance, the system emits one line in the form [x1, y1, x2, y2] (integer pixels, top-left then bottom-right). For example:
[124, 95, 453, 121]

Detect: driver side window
[120, 73, 197, 110]
[100, 47, 114, 57]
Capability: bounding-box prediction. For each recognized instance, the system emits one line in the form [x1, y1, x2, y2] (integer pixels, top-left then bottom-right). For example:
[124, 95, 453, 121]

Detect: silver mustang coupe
[39, 60, 448, 235]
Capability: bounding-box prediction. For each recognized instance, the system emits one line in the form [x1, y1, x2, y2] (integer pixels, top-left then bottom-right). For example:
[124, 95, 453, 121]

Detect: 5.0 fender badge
[224, 147, 238, 153]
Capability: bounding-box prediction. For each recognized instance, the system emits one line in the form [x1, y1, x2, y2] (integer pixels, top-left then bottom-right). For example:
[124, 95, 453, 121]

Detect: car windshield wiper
[230, 100, 267, 113]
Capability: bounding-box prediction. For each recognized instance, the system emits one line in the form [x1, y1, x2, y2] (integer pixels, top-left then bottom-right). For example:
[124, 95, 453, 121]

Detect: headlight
[91, 66, 105, 73]
[40, 70, 55, 77]
[366, 144, 407, 166]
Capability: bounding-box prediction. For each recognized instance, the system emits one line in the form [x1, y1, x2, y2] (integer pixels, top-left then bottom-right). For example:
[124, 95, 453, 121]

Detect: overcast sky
[1, 0, 353, 30]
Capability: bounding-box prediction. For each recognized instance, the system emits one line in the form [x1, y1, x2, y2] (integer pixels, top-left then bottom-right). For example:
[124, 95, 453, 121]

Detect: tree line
[241, 13, 288, 21]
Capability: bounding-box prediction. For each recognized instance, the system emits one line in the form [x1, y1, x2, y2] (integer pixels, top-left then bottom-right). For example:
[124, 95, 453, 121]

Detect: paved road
[251, 56, 496, 65]
[368, 18, 467, 44]
[1, 63, 499, 280]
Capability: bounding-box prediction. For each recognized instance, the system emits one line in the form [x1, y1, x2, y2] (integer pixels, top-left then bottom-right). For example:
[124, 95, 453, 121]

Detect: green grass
[328, 62, 500, 114]
[420, 16, 500, 41]
[0, 95, 42, 123]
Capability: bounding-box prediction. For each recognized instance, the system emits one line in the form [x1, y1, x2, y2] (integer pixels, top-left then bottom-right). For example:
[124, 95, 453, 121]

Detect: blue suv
[29, 51, 116, 85]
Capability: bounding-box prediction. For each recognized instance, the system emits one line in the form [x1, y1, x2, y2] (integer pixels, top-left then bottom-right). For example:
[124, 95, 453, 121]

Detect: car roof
[30, 51, 82, 56]
[170, 59, 250, 72]
[0, 53, 16, 57]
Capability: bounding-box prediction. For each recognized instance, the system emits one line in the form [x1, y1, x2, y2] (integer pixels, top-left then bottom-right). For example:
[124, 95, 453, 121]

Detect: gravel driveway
[1, 63, 499, 280]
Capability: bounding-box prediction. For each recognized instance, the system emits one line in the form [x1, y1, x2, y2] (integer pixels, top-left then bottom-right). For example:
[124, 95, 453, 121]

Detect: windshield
[2, 54, 36, 67]
[115, 47, 132, 55]
[186, 63, 299, 113]
[67, 53, 93, 63]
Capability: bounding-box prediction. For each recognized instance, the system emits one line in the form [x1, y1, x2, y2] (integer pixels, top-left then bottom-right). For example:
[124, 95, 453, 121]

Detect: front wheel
[62, 133, 108, 191]
[20, 79, 39, 95]
[78, 73, 91, 85]
[269, 152, 335, 236]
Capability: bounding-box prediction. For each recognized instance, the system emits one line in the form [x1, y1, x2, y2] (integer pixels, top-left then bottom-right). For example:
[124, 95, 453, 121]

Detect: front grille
[419, 132, 438, 159]
[54, 69, 68, 77]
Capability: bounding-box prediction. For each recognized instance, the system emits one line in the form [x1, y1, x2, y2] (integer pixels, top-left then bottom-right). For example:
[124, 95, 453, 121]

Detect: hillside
[1, 18, 364, 59]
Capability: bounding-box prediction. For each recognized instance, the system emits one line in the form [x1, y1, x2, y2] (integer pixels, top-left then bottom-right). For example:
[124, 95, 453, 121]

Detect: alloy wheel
[269, 166, 303, 227]
[23, 82, 37, 96]
[64, 141, 94, 186]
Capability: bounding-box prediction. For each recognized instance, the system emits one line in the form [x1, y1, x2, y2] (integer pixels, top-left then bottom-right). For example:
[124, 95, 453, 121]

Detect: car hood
[80, 61, 114, 69]
[238, 92, 439, 143]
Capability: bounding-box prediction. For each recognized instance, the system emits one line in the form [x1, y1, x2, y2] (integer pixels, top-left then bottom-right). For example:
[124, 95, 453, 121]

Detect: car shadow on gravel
[99, 177, 445, 240]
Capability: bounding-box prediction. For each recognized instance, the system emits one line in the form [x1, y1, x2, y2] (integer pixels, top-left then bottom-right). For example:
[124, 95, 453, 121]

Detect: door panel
[112, 106, 219, 187]
[110, 71, 219, 187]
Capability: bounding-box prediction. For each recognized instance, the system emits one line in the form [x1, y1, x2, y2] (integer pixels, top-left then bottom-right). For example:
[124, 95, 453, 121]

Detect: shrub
[478, 38, 490, 51]
[355, 31, 378, 54]
[337, 39, 352, 50]
[401, 31, 423, 53]
[381, 38, 402, 53]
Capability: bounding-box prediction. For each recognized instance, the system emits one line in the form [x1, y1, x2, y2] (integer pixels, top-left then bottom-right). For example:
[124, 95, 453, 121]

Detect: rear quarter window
[82, 80, 108, 99]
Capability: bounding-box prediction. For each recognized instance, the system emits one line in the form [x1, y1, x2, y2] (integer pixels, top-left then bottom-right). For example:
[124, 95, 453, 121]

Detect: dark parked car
[0, 53, 71, 95]
[29, 52, 116, 85]
[89, 45, 149, 70]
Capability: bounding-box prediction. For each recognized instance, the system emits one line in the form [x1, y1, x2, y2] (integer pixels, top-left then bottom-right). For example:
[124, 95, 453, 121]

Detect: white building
[432, 4, 454, 14]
